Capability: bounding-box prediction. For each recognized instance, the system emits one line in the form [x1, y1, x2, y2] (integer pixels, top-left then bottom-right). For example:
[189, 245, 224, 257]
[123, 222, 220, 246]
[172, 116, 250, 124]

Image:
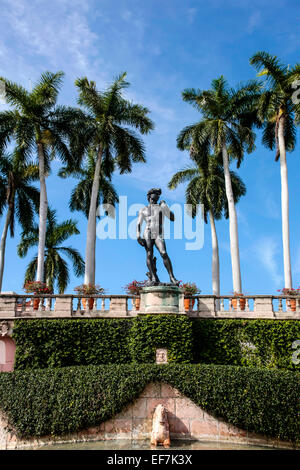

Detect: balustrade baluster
[45, 297, 51, 311]
[38, 297, 43, 312]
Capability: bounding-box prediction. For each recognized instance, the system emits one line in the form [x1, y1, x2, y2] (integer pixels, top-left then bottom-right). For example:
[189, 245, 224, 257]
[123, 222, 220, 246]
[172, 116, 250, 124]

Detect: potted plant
[180, 282, 201, 311]
[23, 281, 52, 310]
[123, 280, 146, 310]
[230, 292, 246, 311]
[74, 284, 105, 310]
[277, 287, 300, 312]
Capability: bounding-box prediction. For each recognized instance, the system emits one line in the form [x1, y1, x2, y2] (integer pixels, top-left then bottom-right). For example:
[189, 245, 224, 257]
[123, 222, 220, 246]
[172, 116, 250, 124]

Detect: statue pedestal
[138, 285, 186, 315]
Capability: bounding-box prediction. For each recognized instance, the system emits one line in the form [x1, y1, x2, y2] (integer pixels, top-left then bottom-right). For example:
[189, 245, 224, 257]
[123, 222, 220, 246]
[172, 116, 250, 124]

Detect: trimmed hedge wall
[129, 315, 193, 363]
[13, 318, 132, 369]
[0, 364, 299, 443]
[192, 319, 300, 370]
[12, 317, 300, 371]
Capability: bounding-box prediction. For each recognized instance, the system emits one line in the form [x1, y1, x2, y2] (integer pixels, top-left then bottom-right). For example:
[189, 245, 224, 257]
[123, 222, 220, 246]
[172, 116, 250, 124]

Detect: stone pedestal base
[138, 285, 185, 315]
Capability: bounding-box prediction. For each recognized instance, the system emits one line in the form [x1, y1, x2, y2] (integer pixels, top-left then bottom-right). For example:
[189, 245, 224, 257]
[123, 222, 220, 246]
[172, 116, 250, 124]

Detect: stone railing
[186, 295, 300, 319]
[0, 294, 138, 318]
[0, 293, 299, 319]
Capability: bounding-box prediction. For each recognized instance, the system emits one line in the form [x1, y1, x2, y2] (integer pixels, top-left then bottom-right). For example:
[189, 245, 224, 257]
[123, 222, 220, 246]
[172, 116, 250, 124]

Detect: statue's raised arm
[160, 200, 175, 221]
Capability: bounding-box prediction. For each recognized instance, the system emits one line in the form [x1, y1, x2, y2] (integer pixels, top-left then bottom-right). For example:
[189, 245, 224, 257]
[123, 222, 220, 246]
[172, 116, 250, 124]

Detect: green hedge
[192, 319, 300, 370]
[0, 364, 299, 443]
[13, 318, 132, 369]
[12, 317, 300, 371]
[129, 315, 193, 363]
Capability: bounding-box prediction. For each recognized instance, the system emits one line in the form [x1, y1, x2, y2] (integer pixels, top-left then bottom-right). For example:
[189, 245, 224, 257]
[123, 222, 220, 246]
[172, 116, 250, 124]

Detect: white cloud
[187, 8, 197, 24]
[247, 11, 262, 34]
[1, 0, 101, 80]
[254, 237, 283, 286]
[293, 246, 300, 277]
[236, 208, 250, 234]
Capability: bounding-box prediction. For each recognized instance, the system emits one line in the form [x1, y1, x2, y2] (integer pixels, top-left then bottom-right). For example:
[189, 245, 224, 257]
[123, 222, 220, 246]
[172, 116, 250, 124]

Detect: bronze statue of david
[137, 188, 179, 286]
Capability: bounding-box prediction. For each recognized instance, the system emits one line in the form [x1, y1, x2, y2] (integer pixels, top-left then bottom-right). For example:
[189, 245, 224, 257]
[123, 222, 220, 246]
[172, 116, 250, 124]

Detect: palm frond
[168, 167, 198, 189]
[57, 247, 84, 277]
[250, 51, 287, 87]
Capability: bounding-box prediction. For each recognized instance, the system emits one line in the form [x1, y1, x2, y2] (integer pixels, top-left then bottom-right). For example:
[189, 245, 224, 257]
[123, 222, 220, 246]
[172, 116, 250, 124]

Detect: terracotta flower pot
[82, 298, 94, 310]
[231, 297, 246, 311]
[184, 298, 195, 311]
[134, 297, 140, 310]
[287, 298, 296, 312]
[32, 298, 40, 310]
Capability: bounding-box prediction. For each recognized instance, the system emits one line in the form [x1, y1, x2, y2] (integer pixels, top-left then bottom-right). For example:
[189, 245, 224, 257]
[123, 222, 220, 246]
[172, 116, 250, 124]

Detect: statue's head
[147, 188, 161, 203]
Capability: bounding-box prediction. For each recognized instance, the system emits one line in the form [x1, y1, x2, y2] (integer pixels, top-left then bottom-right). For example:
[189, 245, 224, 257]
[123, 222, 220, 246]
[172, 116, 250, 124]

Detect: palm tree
[0, 150, 39, 291]
[250, 52, 300, 289]
[74, 72, 154, 284]
[17, 208, 84, 293]
[168, 151, 246, 296]
[58, 149, 118, 219]
[178, 77, 261, 293]
[0, 72, 85, 284]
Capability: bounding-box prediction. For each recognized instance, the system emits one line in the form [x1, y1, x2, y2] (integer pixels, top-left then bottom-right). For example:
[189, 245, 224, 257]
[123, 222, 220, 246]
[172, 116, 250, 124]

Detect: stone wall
[0, 383, 296, 450]
[0, 336, 15, 372]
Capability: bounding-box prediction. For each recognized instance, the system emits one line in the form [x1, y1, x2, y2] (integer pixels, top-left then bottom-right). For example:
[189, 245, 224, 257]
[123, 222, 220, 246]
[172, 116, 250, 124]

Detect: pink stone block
[146, 398, 175, 418]
[140, 383, 161, 398]
[86, 424, 105, 434]
[114, 419, 132, 434]
[7, 432, 17, 443]
[175, 398, 204, 419]
[190, 419, 218, 438]
[116, 405, 133, 419]
[168, 418, 190, 436]
[160, 383, 182, 398]
[104, 419, 114, 433]
[105, 419, 132, 435]
[132, 418, 152, 438]
[132, 398, 147, 418]
[202, 410, 216, 421]
[0, 337, 15, 372]
[219, 421, 247, 438]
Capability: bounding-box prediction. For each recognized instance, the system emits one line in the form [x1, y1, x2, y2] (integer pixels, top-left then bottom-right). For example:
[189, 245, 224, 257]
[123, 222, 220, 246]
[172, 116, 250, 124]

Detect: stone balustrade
[0, 293, 299, 320]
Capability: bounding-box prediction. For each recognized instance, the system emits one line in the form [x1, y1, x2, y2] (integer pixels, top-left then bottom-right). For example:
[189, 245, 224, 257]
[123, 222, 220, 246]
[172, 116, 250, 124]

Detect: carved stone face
[156, 348, 168, 364]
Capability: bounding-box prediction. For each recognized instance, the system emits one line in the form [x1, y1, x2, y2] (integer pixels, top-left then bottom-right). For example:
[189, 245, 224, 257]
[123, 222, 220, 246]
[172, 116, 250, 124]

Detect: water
[37, 439, 273, 450]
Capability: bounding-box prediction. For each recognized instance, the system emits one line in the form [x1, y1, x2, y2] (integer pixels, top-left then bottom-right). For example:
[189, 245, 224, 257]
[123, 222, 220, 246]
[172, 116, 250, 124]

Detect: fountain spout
[150, 404, 170, 447]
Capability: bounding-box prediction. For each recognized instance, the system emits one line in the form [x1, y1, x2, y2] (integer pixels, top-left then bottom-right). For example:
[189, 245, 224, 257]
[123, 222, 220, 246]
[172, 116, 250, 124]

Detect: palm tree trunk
[46, 276, 52, 310]
[209, 210, 220, 296]
[278, 117, 292, 289]
[36, 143, 48, 282]
[222, 144, 242, 293]
[84, 146, 102, 285]
[0, 208, 11, 291]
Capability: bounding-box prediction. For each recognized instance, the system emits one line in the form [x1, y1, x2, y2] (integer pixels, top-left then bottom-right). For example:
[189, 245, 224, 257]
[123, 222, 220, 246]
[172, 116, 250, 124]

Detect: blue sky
[0, 0, 299, 295]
